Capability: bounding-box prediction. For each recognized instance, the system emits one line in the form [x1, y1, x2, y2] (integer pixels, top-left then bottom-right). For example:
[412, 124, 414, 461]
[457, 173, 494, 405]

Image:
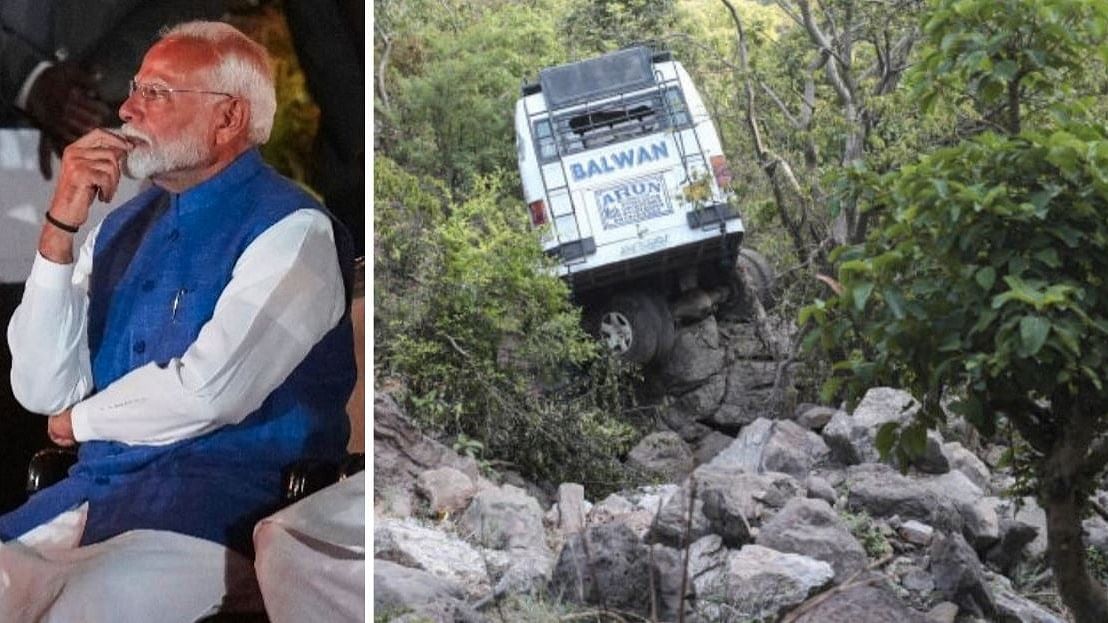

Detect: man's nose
[118, 94, 138, 124]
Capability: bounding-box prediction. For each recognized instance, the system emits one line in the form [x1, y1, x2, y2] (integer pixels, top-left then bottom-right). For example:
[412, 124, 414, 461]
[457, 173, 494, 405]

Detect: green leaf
[902, 423, 928, 458]
[882, 288, 907, 319]
[853, 281, 876, 311]
[975, 266, 996, 290]
[875, 422, 900, 459]
[1019, 315, 1051, 356]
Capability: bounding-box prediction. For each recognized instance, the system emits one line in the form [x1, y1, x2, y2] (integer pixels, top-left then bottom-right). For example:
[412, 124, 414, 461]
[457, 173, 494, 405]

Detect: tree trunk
[1044, 490, 1108, 622]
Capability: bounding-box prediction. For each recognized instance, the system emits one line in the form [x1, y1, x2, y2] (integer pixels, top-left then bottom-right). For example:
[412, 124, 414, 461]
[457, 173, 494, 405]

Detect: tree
[804, 1, 1108, 619]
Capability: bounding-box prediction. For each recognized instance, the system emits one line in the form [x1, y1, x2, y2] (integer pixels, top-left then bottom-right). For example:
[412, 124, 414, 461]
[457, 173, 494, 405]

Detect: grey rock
[667, 373, 727, 427]
[659, 316, 725, 390]
[930, 532, 997, 619]
[691, 544, 834, 623]
[549, 523, 683, 620]
[806, 475, 838, 506]
[374, 393, 482, 518]
[374, 518, 491, 599]
[692, 430, 735, 465]
[898, 520, 934, 546]
[795, 404, 840, 431]
[555, 483, 588, 535]
[845, 464, 963, 533]
[626, 431, 695, 482]
[650, 466, 803, 548]
[1012, 497, 1049, 559]
[416, 467, 477, 516]
[926, 601, 959, 623]
[921, 470, 999, 549]
[914, 430, 951, 474]
[709, 417, 830, 479]
[755, 497, 868, 583]
[374, 559, 479, 623]
[985, 518, 1041, 576]
[989, 572, 1065, 623]
[789, 576, 932, 623]
[460, 484, 549, 555]
[943, 442, 992, 491]
[715, 359, 789, 426]
[823, 388, 920, 465]
[901, 567, 935, 593]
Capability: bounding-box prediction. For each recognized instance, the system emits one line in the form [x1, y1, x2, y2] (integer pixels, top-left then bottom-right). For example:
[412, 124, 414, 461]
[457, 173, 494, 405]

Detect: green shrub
[375, 157, 645, 495]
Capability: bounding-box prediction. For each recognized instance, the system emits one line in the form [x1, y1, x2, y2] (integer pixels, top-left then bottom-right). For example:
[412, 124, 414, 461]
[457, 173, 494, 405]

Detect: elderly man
[0, 20, 355, 622]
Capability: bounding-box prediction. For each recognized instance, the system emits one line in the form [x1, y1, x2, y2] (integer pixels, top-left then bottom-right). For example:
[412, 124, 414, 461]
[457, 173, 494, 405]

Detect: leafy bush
[375, 157, 644, 494]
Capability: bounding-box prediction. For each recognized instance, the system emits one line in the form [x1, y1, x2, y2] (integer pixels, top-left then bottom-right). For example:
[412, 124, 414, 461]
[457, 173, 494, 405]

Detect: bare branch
[760, 82, 801, 128]
[375, 23, 393, 111]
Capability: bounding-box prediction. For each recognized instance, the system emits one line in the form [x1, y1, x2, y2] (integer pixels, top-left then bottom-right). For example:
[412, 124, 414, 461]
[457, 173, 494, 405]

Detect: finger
[78, 128, 133, 151]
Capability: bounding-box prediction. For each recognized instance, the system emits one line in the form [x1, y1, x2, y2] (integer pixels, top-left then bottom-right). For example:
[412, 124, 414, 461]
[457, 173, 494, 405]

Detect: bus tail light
[528, 200, 548, 227]
[710, 155, 733, 189]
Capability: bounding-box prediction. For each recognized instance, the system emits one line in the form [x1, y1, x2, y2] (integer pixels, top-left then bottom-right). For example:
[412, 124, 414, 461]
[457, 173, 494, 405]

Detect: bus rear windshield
[533, 87, 691, 162]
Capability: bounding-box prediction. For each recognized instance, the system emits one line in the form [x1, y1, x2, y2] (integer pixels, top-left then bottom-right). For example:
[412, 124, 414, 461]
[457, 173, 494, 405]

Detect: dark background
[0, 283, 49, 514]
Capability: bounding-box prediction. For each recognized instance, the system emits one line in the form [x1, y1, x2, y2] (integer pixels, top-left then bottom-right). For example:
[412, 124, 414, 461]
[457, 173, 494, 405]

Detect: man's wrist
[45, 211, 80, 234]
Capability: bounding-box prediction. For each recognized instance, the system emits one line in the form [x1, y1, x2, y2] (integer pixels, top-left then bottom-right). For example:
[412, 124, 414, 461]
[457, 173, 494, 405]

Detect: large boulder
[374, 518, 491, 599]
[416, 467, 478, 516]
[822, 387, 919, 465]
[943, 441, 992, 491]
[755, 497, 868, 584]
[664, 374, 727, 433]
[587, 485, 678, 539]
[795, 404, 840, 431]
[930, 532, 997, 619]
[460, 484, 549, 555]
[658, 316, 725, 390]
[789, 577, 932, 623]
[985, 518, 1041, 576]
[989, 572, 1066, 623]
[651, 465, 803, 547]
[713, 359, 787, 427]
[691, 544, 834, 622]
[845, 464, 962, 533]
[374, 393, 483, 517]
[374, 559, 483, 623]
[626, 431, 695, 482]
[921, 470, 1000, 550]
[549, 523, 684, 620]
[709, 418, 830, 479]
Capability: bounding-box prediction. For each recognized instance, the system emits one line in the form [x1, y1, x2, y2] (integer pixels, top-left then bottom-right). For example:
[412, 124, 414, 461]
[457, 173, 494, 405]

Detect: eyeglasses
[128, 79, 234, 101]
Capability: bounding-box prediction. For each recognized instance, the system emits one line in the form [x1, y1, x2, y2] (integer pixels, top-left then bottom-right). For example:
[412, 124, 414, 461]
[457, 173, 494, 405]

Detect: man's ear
[214, 97, 250, 145]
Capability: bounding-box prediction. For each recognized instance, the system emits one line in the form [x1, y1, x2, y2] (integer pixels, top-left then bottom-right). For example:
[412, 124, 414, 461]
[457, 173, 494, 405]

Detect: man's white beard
[119, 124, 208, 180]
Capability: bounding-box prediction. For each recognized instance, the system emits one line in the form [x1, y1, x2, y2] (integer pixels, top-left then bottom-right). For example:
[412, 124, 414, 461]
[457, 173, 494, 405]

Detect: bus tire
[594, 292, 662, 365]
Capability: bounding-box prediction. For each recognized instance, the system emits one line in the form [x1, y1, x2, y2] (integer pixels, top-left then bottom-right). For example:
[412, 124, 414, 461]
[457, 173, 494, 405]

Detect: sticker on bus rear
[595, 174, 671, 230]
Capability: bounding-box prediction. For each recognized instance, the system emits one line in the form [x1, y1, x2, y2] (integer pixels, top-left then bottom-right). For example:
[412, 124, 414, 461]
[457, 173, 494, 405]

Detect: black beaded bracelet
[45, 211, 80, 234]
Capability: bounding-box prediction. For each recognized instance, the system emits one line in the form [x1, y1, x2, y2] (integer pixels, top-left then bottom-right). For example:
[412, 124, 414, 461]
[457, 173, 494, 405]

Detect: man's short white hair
[161, 21, 277, 145]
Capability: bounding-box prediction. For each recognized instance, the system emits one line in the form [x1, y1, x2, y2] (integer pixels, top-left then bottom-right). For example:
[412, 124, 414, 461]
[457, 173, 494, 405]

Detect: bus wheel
[595, 292, 667, 365]
[733, 248, 777, 315]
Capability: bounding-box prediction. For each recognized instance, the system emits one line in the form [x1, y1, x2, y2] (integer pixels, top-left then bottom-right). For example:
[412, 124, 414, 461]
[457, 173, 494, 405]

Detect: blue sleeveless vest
[0, 149, 355, 556]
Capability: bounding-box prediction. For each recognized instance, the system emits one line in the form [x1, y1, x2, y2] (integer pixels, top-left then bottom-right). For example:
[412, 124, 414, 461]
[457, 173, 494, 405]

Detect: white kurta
[254, 471, 366, 623]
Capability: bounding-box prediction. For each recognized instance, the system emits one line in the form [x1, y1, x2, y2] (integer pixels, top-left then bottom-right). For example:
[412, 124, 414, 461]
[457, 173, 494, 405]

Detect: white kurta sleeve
[7, 227, 99, 415]
[68, 208, 347, 446]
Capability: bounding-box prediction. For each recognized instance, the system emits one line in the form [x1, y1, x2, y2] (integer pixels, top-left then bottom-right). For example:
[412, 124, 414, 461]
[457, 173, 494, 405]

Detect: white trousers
[0, 503, 263, 623]
[254, 471, 365, 623]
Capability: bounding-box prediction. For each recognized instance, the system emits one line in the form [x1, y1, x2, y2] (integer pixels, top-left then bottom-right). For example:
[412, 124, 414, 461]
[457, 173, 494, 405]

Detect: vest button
[133, 340, 146, 354]
[168, 229, 180, 241]
[94, 476, 109, 485]
[141, 280, 155, 292]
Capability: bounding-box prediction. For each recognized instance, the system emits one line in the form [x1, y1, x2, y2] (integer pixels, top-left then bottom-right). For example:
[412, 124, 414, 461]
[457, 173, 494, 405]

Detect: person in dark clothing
[283, 0, 365, 254]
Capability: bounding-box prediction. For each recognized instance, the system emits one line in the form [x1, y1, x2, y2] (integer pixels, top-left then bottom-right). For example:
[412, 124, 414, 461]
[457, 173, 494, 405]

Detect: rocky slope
[374, 315, 1095, 622]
